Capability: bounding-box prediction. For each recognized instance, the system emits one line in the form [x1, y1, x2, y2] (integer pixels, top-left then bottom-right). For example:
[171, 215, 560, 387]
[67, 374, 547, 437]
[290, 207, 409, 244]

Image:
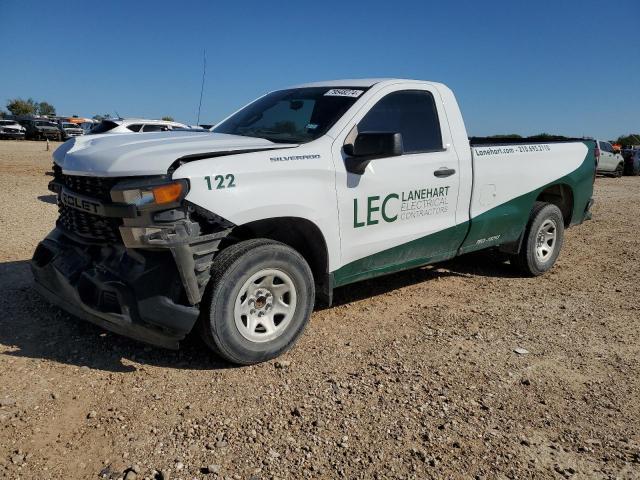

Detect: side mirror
[343, 132, 403, 175]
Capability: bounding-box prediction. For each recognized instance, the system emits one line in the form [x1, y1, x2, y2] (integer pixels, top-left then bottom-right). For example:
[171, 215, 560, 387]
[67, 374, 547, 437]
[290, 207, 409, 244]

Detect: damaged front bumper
[31, 228, 201, 348]
[33, 170, 234, 348]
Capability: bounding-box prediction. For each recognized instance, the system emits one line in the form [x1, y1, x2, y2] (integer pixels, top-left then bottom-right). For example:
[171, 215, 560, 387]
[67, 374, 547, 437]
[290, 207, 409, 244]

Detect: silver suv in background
[595, 140, 624, 177]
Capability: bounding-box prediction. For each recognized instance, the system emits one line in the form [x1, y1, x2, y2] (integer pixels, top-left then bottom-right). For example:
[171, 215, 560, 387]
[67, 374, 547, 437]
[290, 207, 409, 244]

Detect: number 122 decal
[204, 174, 236, 190]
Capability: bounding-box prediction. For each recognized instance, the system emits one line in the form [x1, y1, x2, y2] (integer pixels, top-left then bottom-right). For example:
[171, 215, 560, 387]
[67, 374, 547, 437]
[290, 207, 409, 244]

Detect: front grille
[53, 165, 120, 202]
[53, 164, 124, 243]
[57, 205, 122, 243]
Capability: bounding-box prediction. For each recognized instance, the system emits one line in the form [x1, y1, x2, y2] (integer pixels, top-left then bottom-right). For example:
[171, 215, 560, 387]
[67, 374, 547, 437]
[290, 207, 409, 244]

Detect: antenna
[196, 49, 207, 126]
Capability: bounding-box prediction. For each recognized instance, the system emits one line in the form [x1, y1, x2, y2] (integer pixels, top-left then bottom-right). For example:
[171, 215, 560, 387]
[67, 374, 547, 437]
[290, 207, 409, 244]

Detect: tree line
[1, 98, 176, 124]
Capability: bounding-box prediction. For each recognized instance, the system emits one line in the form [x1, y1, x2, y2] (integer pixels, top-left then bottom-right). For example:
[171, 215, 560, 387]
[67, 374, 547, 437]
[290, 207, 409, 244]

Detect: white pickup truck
[32, 79, 596, 364]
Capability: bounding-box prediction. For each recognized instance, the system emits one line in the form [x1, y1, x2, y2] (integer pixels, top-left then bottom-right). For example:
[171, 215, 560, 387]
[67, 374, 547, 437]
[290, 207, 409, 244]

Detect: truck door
[331, 86, 466, 285]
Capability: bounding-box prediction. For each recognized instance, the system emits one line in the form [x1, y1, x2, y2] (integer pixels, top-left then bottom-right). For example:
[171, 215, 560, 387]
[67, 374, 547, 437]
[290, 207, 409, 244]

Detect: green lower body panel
[332, 223, 468, 287]
[458, 192, 535, 254]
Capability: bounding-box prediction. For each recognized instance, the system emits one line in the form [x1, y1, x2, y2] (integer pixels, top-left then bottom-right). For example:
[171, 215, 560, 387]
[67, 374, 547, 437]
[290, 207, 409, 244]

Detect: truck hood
[53, 131, 297, 177]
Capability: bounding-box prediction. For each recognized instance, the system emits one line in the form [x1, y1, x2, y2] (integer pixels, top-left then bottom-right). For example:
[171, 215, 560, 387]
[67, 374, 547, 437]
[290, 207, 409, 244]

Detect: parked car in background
[58, 121, 84, 140]
[89, 118, 190, 134]
[0, 119, 26, 139]
[59, 117, 97, 134]
[622, 149, 640, 176]
[595, 140, 624, 177]
[21, 119, 61, 141]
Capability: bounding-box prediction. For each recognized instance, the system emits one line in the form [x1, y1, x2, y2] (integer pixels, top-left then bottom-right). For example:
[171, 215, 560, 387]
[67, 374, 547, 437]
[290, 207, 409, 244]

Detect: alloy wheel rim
[535, 218, 557, 263]
[234, 269, 297, 343]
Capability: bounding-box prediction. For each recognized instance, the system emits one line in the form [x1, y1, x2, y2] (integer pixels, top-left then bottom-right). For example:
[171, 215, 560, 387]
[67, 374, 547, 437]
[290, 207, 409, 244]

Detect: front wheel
[510, 202, 564, 276]
[200, 239, 315, 365]
[614, 163, 624, 177]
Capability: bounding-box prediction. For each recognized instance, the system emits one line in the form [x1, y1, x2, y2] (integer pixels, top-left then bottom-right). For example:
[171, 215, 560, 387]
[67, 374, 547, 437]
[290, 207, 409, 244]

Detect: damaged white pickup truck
[32, 79, 596, 364]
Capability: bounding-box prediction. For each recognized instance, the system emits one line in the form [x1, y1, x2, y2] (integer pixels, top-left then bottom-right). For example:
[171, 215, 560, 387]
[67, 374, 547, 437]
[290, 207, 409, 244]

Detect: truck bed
[458, 137, 596, 255]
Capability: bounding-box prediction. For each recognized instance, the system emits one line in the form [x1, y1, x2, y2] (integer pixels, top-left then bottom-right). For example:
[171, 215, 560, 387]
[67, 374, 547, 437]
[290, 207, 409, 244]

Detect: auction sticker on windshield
[324, 89, 364, 98]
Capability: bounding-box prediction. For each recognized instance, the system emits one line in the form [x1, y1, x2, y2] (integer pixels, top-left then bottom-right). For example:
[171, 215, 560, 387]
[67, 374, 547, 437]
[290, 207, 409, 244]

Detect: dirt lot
[0, 140, 638, 480]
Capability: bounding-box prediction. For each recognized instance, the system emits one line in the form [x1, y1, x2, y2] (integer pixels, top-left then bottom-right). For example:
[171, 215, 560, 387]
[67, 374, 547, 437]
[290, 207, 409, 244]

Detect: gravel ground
[0, 140, 639, 480]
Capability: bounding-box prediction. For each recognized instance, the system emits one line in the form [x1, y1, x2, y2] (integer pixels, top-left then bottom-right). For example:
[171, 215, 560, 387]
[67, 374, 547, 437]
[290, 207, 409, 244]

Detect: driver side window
[358, 90, 443, 153]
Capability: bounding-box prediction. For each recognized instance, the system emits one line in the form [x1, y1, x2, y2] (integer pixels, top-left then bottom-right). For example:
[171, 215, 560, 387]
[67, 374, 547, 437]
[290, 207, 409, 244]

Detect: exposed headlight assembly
[111, 178, 190, 209]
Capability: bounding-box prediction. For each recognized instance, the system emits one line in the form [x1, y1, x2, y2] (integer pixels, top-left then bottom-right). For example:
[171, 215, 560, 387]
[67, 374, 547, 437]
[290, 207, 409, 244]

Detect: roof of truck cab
[291, 78, 429, 88]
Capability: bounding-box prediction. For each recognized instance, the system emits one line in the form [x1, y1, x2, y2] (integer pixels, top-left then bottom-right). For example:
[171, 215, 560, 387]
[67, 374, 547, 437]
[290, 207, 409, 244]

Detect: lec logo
[353, 194, 398, 228]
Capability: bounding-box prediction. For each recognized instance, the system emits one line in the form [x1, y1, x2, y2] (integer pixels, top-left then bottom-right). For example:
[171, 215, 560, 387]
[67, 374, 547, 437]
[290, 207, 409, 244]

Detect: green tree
[162, 116, 174, 122]
[615, 134, 640, 147]
[487, 134, 523, 139]
[531, 133, 556, 140]
[37, 101, 56, 116]
[6, 98, 38, 116]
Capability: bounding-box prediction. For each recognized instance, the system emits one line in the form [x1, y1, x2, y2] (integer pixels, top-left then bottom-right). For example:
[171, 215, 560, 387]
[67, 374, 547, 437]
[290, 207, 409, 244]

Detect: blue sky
[0, 0, 638, 139]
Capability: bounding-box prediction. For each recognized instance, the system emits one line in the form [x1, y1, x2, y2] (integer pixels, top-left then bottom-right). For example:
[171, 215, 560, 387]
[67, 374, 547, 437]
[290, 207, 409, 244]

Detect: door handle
[434, 167, 456, 178]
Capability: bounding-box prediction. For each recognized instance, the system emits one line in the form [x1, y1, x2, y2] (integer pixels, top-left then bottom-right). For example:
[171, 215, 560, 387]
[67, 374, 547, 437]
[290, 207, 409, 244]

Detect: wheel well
[221, 217, 332, 306]
[536, 184, 573, 226]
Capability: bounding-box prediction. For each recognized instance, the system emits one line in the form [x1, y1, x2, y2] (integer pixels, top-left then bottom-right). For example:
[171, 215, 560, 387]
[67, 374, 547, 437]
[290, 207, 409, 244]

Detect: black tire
[199, 239, 315, 365]
[614, 163, 624, 177]
[510, 202, 564, 276]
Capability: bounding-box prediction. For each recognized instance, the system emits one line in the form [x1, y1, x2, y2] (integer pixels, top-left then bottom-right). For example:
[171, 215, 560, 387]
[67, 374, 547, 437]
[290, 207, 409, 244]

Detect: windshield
[36, 121, 56, 127]
[213, 87, 367, 143]
[0, 120, 17, 126]
[62, 123, 77, 129]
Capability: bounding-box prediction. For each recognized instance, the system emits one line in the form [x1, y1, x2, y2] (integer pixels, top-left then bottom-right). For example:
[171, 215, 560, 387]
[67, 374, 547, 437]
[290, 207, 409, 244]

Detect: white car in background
[89, 118, 190, 135]
[0, 119, 26, 139]
[595, 140, 625, 177]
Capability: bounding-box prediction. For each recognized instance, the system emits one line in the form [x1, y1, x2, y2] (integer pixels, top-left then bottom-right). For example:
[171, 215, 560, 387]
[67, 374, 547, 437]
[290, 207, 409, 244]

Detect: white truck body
[36, 79, 596, 363]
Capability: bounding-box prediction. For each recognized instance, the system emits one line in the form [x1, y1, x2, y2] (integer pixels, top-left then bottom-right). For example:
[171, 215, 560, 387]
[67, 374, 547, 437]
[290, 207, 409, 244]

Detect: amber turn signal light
[152, 182, 184, 204]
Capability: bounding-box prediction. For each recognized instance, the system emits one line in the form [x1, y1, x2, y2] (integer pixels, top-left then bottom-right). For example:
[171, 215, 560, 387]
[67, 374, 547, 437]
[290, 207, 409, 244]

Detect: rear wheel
[510, 202, 564, 276]
[200, 239, 315, 365]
